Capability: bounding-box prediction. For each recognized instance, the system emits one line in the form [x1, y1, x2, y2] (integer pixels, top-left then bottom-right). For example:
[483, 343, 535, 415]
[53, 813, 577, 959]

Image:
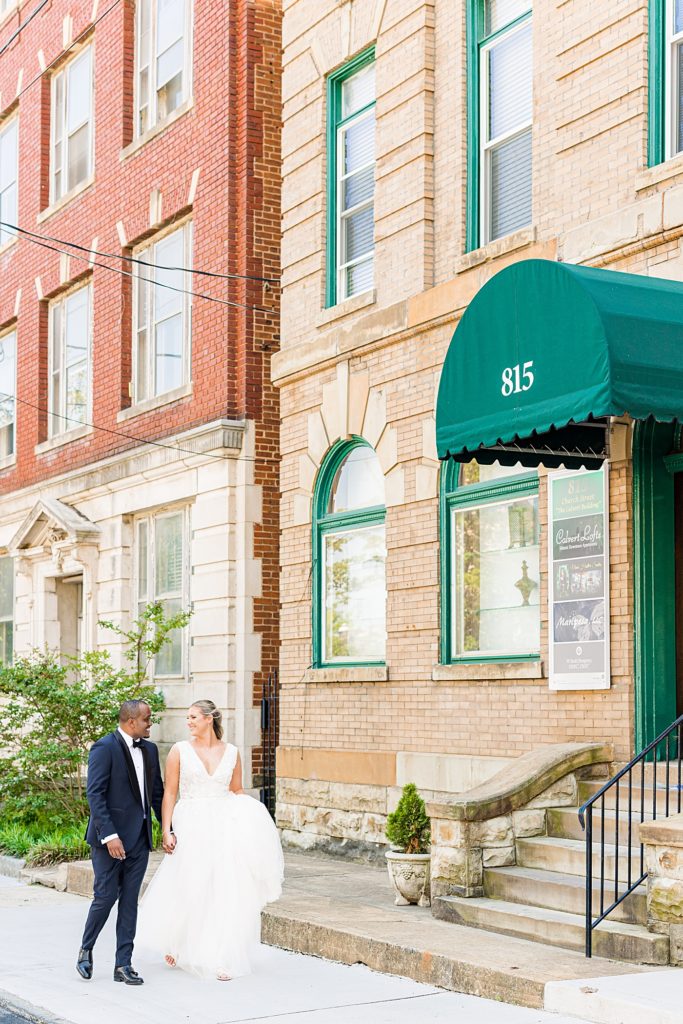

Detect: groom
[76, 699, 164, 985]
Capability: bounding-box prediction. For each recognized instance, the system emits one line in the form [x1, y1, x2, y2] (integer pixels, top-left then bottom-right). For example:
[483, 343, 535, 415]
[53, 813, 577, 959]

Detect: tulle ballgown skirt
[137, 793, 284, 979]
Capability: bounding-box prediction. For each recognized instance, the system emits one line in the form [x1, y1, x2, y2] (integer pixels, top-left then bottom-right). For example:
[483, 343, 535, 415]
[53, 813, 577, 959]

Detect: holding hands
[162, 831, 177, 855]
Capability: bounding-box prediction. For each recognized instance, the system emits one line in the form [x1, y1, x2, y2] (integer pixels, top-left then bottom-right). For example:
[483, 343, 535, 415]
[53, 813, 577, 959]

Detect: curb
[261, 907, 545, 1009]
[0, 855, 26, 878]
[0, 989, 74, 1024]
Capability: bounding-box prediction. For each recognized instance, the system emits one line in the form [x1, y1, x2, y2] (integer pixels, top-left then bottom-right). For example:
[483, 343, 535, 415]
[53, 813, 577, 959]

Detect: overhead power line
[6, 224, 279, 286]
[1, 222, 278, 316]
[0, 0, 50, 59]
[0, 391, 281, 466]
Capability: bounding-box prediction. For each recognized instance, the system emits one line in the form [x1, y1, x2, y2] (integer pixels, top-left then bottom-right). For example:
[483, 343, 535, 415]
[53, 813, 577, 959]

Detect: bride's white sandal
[216, 970, 231, 981]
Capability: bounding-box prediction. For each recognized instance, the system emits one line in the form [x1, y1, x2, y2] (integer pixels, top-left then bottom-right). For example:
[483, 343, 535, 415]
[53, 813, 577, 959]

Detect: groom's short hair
[119, 699, 150, 723]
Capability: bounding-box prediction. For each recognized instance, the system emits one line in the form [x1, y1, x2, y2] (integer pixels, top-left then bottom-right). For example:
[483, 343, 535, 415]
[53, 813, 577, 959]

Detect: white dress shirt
[101, 728, 146, 845]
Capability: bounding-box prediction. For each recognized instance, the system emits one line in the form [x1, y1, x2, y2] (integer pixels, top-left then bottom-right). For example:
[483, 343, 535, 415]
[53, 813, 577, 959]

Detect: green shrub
[26, 826, 90, 867]
[0, 822, 35, 858]
[0, 602, 188, 825]
[385, 783, 431, 854]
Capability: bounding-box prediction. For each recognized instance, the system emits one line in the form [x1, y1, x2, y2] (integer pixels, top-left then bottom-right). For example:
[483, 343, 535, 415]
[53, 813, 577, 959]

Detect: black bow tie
[132, 739, 143, 749]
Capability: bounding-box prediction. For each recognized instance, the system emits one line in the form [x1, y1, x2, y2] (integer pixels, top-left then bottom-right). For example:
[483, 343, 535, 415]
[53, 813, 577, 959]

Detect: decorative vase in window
[515, 560, 537, 606]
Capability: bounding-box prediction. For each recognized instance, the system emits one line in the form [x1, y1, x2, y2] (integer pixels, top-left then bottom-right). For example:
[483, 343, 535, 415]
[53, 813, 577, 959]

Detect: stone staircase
[432, 773, 673, 964]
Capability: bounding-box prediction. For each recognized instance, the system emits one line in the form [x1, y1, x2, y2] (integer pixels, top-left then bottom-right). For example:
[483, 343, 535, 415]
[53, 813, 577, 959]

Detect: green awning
[436, 259, 683, 467]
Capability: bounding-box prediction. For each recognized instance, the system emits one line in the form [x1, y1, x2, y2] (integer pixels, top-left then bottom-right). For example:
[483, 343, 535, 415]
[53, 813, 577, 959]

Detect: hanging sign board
[548, 466, 610, 691]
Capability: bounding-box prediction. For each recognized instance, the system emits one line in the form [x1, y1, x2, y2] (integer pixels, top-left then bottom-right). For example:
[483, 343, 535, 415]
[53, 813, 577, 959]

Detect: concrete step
[516, 835, 643, 882]
[433, 895, 669, 965]
[483, 864, 647, 926]
[548, 805, 648, 845]
[579, 778, 683, 817]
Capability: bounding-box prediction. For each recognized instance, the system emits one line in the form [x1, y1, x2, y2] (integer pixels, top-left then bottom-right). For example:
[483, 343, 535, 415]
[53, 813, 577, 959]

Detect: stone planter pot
[385, 850, 431, 907]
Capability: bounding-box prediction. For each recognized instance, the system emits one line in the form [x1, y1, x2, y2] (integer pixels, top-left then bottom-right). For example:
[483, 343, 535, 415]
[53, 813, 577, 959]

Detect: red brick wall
[0, 0, 281, 767]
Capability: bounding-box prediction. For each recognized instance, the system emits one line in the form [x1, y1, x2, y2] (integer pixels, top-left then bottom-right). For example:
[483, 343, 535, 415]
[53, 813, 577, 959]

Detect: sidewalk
[0, 874, 596, 1024]
[46, 849, 658, 1009]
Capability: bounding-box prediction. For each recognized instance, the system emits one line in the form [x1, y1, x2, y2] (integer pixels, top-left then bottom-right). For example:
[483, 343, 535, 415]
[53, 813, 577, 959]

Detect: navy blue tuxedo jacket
[85, 731, 164, 851]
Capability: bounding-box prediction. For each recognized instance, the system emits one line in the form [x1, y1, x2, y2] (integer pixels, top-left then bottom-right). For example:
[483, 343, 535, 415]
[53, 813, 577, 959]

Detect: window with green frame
[312, 439, 386, 666]
[326, 48, 376, 308]
[648, 0, 683, 165]
[467, 0, 533, 251]
[440, 460, 540, 662]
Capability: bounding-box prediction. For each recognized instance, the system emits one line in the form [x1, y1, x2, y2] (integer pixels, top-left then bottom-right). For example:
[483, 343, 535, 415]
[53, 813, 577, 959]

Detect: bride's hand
[162, 832, 177, 855]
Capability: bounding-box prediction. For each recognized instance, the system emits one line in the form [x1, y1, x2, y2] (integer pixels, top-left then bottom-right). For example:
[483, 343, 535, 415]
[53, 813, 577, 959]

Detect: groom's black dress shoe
[76, 948, 93, 980]
[114, 965, 144, 985]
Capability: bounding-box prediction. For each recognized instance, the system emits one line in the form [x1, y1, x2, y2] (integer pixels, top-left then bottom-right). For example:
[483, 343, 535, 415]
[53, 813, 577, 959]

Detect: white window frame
[50, 45, 94, 205]
[135, 507, 190, 680]
[0, 0, 17, 21]
[132, 221, 193, 404]
[479, 9, 533, 244]
[336, 115, 375, 301]
[0, 327, 16, 459]
[0, 115, 18, 251]
[666, 0, 683, 158]
[134, 0, 194, 138]
[335, 69, 376, 303]
[47, 282, 93, 439]
[0, 555, 13, 666]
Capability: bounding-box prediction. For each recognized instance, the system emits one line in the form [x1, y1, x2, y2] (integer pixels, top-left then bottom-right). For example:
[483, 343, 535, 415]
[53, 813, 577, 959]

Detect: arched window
[440, 460, 540, 662]
[313, 440, 387, 666]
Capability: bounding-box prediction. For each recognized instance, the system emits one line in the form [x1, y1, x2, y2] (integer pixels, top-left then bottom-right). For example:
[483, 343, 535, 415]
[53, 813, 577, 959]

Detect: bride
[136, 700, 284, 980]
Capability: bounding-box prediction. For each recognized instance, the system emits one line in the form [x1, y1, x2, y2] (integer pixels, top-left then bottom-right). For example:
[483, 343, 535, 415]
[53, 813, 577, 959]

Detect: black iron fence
[579, 713, 683, 956]
[259, 670, 278, 819]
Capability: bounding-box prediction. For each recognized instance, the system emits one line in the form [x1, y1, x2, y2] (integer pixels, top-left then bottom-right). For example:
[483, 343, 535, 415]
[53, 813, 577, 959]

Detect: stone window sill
[456, 226, 537, 274]
[432, 661, 545, 683]
[120, 100, 194, 161]
[0, 234, 17, 257]
[316, 289, 376, 329]
[117, 382, 193, 421]
[35, 424, 93, 455]
[635, 154, 683, 193]
[37, 176, 95, 224]
[304, 665, 389, 684]
[0, 453, 16, 473]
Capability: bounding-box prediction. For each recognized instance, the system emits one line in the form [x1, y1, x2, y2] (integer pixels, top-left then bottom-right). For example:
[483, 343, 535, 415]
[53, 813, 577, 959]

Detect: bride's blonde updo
[191, 699, 224, 740]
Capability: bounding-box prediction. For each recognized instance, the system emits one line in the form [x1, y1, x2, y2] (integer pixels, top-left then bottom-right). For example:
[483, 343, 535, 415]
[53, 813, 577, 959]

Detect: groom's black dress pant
[81, 822, 150, 968]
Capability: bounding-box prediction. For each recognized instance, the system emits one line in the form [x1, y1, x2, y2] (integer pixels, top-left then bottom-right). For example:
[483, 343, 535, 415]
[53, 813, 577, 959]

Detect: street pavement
[0, 874, 596, 1024]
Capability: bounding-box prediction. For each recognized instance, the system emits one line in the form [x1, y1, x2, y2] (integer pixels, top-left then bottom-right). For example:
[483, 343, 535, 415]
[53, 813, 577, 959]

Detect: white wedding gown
[136, 740, 284, 979]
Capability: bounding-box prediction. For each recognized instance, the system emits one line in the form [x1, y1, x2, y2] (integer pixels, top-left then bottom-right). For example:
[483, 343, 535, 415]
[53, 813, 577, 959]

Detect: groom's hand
[162, 832, 176, 854]
[106, 838, 126, 860]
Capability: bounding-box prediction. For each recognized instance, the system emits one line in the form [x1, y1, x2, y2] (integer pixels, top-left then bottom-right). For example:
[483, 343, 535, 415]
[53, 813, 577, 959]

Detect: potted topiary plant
[385, 782, 431, 907]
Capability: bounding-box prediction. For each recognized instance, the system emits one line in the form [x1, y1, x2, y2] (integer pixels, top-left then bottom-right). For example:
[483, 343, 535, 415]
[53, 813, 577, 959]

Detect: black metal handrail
[259, 670, 278, 819]
[579, 713, 683, 956]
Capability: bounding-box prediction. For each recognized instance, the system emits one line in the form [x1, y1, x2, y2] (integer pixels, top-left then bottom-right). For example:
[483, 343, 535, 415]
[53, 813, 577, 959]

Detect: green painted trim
[664, 450, 683, 473]
[465, 1, 482, 253]
[439, 460, 540, 664]
[466, 3, 532, 251]
[648, 0, 666, 167]
[633, 419, 678, 750]
[325, 47, 376, 309]
[312, 436, 386, 668]
[447, 474, 539, 509]
[450, 654, 540, 665]
[480, 8, 532, 47]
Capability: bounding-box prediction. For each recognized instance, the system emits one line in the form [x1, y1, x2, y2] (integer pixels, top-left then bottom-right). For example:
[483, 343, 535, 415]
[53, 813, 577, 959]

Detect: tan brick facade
[277, 0, 683, 853]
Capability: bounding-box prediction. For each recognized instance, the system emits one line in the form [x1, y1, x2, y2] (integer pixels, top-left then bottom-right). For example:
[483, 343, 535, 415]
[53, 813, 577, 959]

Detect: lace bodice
[177, 741, 238, 800]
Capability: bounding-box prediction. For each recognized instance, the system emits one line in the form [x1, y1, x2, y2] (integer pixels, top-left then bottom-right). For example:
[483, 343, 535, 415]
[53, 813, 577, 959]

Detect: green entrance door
[634, 420, 679, 750]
